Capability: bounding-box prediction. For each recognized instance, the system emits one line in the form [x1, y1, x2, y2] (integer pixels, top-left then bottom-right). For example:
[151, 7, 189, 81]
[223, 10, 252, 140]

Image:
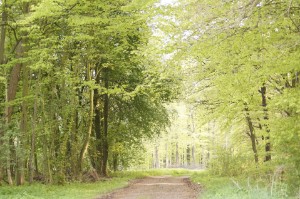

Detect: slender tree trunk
[192, 144, 195, 166]
[42, 103, 52, 184]
[0, 0, 7, 184]
[29, 95, 37, 184]
[5, 41, 24, 185]
[101, 68, 109, 177]
[186, 144, 191, 166]
[15, 2, 30, 185]
[42, 129, 50, 183]
[70, 109, 79, 178]
[154, 144, 160, 168]
[17, 61, 28, 186]
[0, 2, 6, 64]
[165, 143, 168, 168]
[244, 103, 259, 164]
[259, 85, 271, 161]
[113, 153, 118, 172]
[16, 16, 29, 182]
[200, 145, 204, 167]
[93, 69, 102, 174]
[175, 142, 179, 166]
[182, 148, 185, 166]
[79, 64, 94, 172]
[34, 152, 38, 176]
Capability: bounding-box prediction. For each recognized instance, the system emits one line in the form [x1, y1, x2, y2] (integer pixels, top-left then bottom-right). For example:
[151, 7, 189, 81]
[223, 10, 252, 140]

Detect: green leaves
[155, 0, 300, 189]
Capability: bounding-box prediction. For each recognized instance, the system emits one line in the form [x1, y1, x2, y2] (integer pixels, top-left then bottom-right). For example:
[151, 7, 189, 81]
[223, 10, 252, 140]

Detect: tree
[161, 0, 300, 181]
[0, 0, 178, 184]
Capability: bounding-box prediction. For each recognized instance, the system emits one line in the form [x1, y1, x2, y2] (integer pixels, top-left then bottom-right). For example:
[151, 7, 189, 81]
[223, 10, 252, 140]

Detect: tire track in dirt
[97, 176, 200, 199]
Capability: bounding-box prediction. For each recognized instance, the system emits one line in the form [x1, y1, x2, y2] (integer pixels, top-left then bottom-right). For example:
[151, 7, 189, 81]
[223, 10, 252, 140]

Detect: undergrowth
[191, 171, 298, 199]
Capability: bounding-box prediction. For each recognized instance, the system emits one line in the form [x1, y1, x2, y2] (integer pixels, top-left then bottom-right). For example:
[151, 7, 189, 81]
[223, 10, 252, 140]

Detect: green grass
[2, 169, 295, 199]
[0, 169, 194, 199]
[0, 178, 128, 199]
[190, 171, 296, 199]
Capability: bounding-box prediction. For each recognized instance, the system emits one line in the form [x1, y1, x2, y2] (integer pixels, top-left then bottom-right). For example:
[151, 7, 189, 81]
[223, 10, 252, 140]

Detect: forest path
[97, 176, 200, 199]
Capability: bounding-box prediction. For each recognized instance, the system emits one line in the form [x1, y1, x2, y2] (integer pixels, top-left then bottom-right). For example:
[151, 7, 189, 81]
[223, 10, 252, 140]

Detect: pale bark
[191, 144, 195, 166]
[175, 142, 179, 166]
[165, 143, 168, 168]
[154, 144, 160, 168]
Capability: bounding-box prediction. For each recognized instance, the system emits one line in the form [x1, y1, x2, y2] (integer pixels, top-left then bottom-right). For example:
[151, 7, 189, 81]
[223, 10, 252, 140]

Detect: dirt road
[97, 176, 200, 199]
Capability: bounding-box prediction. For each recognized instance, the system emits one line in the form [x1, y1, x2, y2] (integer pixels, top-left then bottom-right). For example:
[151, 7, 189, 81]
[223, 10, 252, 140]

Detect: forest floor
[97, 175, 201, 199]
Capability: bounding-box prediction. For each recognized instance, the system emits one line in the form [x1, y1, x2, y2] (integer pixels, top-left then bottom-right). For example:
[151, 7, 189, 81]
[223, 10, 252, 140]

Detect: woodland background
[0, 0, 299, 197]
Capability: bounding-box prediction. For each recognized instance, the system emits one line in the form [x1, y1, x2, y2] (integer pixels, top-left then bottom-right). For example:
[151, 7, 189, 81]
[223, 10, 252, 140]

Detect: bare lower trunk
[0, 0, 10, 185]
[191, 145, 195, 166]
[5, 43, 23, 185]
[93, 69, 102, 174]
[16, 3, 30, 184]
[79, 64, 94, 172]
[244, 103, 259, 164]
[113, 153, 118, 172]
[165, 143, 168, 168]
[17, 47, 28, 186]
[175, 143, 179, 166]
[186, 145, 191, 166]
[29, 96, 37, 184]
[259, 85, 271, 162]
[101, 68, 109, 177]
[155, 144, 160, 168]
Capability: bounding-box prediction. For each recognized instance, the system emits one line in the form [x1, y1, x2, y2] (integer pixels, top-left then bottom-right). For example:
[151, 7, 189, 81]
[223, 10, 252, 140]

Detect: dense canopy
[0, 0, 299, 196]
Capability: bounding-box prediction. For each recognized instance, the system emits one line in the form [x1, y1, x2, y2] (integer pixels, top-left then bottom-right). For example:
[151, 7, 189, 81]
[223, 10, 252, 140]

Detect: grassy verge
[0, 169, 193, 199]
[2, 169, 294, 199]
[190, 171, 296, 199]
[0, 178, 128, 199]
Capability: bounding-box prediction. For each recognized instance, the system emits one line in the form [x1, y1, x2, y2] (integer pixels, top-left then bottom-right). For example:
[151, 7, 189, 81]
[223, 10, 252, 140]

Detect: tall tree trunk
[16, 60, 28, 186]
[29, 95, 37, 184]
[34, 152, 38, 176]
[42, 103, 52, 184]
[101, 68, 109, 177]
[186, 144, 191, 166]
[5, 41, 23, 185]
[17, 3, 29, 180]
[14, 2, 30, 185]
[165, 143, 168, 168]
[3, 1, 29, 185]
[93, 68, 102, 174]
[79, 64, 94, 172]
[191, 144, 195, 166]
[199, 145, 204, 167]
[70, 109, 79, 178]
[175, 142, 179, 166]
[244, 103, 259, 164]
[154, 144, 160, 168]
[259, 85, 271, 161]
[112, 153, 118, 172]
[0, 0, 7, 184]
